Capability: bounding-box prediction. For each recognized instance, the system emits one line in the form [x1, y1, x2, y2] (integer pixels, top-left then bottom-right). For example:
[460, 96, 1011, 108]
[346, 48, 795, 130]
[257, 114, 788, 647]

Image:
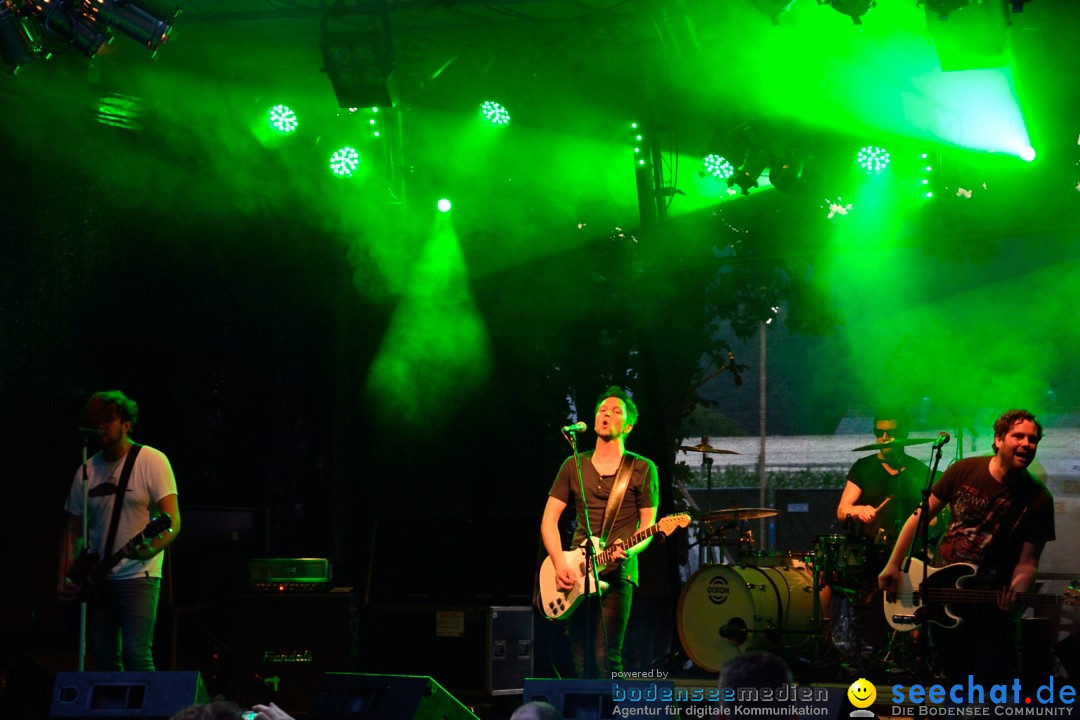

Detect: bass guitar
[883, 556, 1079, 632]
[538, 513, 689, 620]
[64, 513, 173, 603]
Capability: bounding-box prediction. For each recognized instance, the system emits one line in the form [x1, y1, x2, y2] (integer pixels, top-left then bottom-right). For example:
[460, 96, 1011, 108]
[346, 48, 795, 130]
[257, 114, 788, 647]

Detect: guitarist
[540, 386, 659, 678]
[57, 390, 181, 671]
[878, 409, 1054, 685]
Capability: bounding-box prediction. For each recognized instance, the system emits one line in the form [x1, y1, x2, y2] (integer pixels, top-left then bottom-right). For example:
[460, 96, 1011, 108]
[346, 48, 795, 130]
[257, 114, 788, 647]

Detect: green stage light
[1019, 146, 1036, 162]
[703, 154, 735, 180]
[437, 198, 452, 213]
[329, 146, 360, 177]
[480, 101, 510, 126]
[857, 146, 890, 174]
[268, 105, 298, 134]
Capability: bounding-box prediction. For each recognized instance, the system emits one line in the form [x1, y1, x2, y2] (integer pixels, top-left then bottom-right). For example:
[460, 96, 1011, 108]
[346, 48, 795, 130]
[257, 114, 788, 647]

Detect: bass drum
[677, 563, 820, 673]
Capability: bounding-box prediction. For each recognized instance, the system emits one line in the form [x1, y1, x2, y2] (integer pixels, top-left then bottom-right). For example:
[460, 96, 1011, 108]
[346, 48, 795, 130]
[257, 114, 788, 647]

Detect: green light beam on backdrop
[365, 211, 493, 428]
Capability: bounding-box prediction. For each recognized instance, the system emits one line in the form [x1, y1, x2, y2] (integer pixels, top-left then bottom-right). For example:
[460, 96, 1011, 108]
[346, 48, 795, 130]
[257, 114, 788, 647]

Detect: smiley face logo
[847, 678, 876, 709]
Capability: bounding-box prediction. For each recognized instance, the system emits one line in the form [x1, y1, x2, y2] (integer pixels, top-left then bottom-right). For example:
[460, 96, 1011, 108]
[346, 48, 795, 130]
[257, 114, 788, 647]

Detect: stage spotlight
[750, 0, 795, 25]
[1, 0, 37, 71]
[817, 0, 876, 25]
[1018, 146, 1035, 162]
[727, 156, 768, 195]
[84, 0, 175, 52]
[28, 0, 112, 57]
[268, 104, 298, 134]
[920, 0, 968, 21]
[702, 154, 735, 180]
[329, 146, 360, 177]
[480, 100, 510, 126]
[437, 198, 452, 213]
[856, 145, 890, 174]
[769, 152, 804, 193]
[321, 10, 395, 109]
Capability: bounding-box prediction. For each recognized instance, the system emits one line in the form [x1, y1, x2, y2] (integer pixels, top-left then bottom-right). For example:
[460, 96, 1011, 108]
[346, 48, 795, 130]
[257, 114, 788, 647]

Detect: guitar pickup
[891, 614, 918, 625]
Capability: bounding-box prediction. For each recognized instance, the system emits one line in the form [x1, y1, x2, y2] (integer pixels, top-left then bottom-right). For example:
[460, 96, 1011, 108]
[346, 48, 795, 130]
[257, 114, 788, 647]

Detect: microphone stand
[566, 428, 603, 679]
[901, 439, 947, 681]
[78, 438, 91, 672]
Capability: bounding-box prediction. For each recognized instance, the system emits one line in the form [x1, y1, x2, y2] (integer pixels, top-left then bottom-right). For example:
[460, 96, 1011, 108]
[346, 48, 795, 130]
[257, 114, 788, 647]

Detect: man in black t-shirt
[879, 409, 1054, 684]
[541, 386, 659, 678]
[837, 414, 932, 552]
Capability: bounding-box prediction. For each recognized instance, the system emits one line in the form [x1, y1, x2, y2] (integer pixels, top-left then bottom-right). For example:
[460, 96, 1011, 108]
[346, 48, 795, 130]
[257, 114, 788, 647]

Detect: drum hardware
[694, 507, 779, 523]
[679, 440, 740, 454]
[851, 438, 933, 452]
[682, 437, 741, 566]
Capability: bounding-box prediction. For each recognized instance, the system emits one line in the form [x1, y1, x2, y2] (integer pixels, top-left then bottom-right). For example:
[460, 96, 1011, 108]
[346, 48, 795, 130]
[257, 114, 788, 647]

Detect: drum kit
[675, 437, 936, 676]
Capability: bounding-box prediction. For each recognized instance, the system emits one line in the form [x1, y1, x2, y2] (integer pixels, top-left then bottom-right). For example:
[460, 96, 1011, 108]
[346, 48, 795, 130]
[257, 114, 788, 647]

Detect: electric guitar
[538, 513, 690, 620]
[883, 556, 1080, 632]
[64, 513, 173, 603]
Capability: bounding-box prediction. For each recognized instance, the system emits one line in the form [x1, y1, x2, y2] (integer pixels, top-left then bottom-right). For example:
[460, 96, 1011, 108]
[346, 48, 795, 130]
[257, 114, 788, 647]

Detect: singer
[878, 409, 1054, 686]
[540, 386, 659, 678]
[57, 390, 180, 671]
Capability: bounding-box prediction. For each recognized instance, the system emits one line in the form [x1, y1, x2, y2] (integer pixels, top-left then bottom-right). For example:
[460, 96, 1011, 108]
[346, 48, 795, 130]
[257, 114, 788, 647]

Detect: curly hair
[992, 409, 1043, 452]
[85, 390, 139, 427]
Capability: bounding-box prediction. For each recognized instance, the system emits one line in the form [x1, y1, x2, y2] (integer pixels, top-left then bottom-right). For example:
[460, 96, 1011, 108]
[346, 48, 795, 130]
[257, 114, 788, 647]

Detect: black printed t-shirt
[931, 456, 1055, 586]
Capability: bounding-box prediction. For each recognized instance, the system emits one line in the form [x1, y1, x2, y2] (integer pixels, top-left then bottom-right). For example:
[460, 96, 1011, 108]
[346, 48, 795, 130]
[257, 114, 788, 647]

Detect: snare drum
[676, 563, 822, 672]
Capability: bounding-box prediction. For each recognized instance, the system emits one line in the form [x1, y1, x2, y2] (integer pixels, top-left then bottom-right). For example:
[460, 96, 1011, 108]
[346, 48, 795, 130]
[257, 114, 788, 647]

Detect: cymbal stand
[699, 452, 716, 566]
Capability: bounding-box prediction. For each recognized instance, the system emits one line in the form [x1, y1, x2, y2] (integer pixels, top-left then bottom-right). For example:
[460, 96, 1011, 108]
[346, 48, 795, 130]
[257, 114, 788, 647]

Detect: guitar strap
[599, 452, 637, 547]
[102, 444, 143, 561]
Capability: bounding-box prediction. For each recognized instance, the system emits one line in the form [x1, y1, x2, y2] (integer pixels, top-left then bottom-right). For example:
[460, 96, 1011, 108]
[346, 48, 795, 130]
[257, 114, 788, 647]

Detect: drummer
[836, 412, 933, 549]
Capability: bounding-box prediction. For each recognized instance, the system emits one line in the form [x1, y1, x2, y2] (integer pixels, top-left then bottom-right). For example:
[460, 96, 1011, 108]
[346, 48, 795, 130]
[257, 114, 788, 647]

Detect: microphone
[77, 427, 103, 438]
[561, 421, 587, 434]
[932, 432, 950, 450]
[728, 351, 743, 386]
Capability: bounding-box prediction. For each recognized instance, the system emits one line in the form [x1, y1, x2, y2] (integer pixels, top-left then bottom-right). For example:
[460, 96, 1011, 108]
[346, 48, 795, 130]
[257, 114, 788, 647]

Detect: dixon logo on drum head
[706, 575, 730, 604]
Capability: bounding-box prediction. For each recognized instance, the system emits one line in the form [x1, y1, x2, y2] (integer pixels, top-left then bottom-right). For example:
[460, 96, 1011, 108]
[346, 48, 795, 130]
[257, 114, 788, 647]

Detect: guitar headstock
[1065, 579, 1080, 608]
[143, 512, 172, 539]
[658, 513, 691, 535]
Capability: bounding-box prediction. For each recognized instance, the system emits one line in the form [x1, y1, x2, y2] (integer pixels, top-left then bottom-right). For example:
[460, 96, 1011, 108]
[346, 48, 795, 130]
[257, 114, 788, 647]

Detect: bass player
[878, 409, 1054, 685]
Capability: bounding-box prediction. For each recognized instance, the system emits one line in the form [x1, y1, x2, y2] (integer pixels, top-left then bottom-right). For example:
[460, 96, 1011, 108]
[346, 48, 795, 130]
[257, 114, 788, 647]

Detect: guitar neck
[923, 587, 1059, 607]
[598, 524, 663, 564]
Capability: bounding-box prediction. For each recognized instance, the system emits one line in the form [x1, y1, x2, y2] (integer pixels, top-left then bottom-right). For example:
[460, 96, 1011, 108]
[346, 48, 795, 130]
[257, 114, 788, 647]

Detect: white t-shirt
[64, 444, 178, 580]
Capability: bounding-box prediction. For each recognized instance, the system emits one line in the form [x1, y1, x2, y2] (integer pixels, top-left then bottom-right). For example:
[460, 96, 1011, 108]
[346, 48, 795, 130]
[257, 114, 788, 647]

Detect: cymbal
[679, 442, 740, 455]
[852, 438, 933, 452]
[695, 507, 778, 523]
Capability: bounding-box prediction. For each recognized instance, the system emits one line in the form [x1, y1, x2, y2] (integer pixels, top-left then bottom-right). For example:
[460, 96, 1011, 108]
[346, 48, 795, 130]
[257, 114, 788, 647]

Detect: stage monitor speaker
[50, 671, 207, 719]
[308, 673, 479, 720]
[522, 678, 675, 719]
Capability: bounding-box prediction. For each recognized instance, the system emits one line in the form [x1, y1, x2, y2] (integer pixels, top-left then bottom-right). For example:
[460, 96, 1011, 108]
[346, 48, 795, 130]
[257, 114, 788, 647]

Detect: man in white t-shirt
[57, 390, 181, 671]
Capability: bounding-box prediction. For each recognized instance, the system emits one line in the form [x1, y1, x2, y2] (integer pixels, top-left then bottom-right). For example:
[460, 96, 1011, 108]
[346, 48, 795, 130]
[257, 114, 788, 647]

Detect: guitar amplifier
[248, 557, 330, 589]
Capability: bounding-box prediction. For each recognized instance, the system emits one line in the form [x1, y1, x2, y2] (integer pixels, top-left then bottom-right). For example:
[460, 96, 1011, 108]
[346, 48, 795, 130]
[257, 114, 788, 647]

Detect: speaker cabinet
[309, 673, 479, 720]
[357, 606, 533, 696]
[50, 671, 207, 719]
[522, 678, 675, 719]
[225, 592, 358, 711]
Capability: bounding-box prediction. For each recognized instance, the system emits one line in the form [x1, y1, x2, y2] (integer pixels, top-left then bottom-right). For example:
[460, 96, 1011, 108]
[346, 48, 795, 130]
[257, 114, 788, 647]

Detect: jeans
[569, 572, 634, 679]
[91, 576, 161, 671]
